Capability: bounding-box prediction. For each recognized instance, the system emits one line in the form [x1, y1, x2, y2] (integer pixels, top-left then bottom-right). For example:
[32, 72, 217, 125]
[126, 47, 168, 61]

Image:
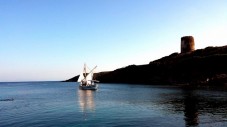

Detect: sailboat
[77, 64, 99, 90]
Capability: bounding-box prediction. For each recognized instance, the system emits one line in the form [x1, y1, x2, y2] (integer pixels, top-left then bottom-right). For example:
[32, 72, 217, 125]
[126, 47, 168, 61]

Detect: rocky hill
[65, 45, 227, 87]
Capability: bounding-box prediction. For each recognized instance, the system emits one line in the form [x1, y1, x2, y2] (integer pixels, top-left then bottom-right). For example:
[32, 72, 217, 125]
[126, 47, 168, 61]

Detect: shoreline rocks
[65, 45, 227, 88]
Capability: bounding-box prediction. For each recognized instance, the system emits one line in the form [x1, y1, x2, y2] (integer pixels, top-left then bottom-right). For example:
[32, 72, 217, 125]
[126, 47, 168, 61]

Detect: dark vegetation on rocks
[65, 45, 227, 87]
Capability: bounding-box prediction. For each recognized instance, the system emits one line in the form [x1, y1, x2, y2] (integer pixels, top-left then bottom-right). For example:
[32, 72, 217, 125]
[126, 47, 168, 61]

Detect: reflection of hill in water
[78, 90, 95, 112]
[158, 89, 227, 126]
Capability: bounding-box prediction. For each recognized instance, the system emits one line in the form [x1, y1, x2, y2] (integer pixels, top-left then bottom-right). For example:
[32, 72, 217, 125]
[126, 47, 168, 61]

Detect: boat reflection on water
[78, 89, 96, 112]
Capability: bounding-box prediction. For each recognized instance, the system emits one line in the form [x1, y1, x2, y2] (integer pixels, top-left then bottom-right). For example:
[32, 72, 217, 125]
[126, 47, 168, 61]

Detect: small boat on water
[77, 64, 99, 90]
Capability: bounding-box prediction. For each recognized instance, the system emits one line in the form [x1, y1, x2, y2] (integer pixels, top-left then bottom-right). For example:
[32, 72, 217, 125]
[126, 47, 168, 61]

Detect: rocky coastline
[65, 45, 227, 87]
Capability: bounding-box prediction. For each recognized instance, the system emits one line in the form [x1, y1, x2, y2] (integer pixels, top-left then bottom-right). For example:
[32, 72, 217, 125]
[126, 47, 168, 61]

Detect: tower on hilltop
[181, 36, 195, 53]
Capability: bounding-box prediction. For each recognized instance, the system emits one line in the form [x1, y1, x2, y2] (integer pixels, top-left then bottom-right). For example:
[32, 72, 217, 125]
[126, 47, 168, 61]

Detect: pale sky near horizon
[0, 0, 227, 82]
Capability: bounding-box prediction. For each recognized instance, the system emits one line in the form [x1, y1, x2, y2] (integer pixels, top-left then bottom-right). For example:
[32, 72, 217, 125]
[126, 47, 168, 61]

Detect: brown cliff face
[65, 45, 227, 87]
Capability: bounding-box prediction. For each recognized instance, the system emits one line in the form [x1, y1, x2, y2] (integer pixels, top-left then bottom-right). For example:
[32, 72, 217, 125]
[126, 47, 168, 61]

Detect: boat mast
[84, 63, 87, 80]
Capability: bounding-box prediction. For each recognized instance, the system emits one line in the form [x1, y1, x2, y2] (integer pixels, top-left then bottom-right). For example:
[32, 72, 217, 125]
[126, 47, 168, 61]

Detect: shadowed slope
[66, 46, 227, 87]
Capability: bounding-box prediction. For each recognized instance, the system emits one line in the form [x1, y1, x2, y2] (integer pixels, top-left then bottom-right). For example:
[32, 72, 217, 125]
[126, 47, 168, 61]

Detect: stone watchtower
[181, 36, 195, 53]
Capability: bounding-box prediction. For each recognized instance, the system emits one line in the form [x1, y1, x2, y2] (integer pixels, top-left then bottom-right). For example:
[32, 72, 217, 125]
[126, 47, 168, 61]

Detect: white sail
[77, 72, 85, 82]
[86, 72, 93, 84]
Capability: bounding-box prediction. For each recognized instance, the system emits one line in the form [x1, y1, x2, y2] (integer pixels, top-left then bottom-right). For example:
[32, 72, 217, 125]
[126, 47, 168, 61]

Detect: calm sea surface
[0, 82, 227, 127]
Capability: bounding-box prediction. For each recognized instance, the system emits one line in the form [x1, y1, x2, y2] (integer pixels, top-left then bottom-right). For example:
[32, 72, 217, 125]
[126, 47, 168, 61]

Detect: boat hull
[79, 84, 98, 90]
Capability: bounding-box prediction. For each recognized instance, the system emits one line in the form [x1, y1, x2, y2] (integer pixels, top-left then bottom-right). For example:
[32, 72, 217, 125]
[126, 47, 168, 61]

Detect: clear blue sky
[0, 0, 227, 82]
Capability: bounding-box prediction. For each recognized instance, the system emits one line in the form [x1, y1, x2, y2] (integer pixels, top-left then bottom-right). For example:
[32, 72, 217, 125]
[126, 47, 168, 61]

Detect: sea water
[0, 82, 227, 127]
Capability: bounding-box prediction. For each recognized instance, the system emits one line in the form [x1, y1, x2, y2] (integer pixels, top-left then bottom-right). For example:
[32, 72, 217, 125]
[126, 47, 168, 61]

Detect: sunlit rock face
[181, 36, 195, 53]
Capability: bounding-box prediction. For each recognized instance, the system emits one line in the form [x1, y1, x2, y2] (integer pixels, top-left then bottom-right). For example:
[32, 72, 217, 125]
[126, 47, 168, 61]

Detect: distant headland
[65, 36, 227, 87]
